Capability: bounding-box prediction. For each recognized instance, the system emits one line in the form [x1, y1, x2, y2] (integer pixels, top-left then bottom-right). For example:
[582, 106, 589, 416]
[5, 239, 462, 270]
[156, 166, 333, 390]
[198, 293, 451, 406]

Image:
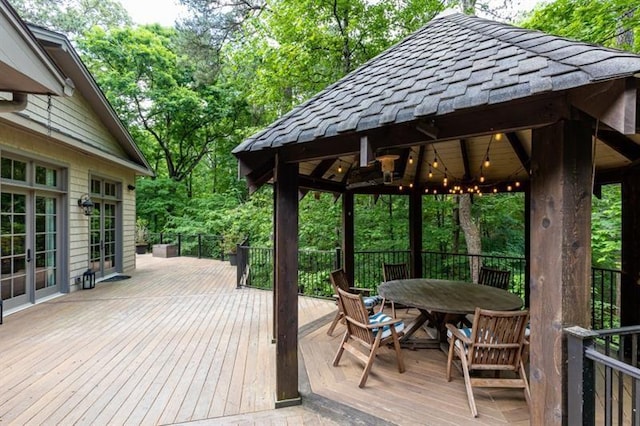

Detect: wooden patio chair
[333, 287, 406, 387]
[327, 269, 382, 336]
[478, 266, 511, 290]
[446, 307, 531, 417]
[382, 262, 410, 317]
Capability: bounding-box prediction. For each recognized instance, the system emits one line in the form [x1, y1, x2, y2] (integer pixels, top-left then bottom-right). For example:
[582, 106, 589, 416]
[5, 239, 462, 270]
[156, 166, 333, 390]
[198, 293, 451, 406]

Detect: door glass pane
[35, 195, 58, 290]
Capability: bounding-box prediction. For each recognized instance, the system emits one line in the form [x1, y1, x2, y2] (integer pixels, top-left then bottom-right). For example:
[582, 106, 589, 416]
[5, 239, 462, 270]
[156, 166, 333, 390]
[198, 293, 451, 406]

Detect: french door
[88, 178, 119, 277]
[0, 191, 60, 309]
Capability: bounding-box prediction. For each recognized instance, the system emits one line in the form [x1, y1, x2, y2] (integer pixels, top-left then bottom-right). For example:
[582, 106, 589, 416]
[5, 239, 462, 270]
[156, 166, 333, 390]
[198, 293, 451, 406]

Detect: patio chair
[382, 262, 410, 317]
[327, 269, 382, 336]
[446, 307, 531, 417]
[333, 287, 405, 387]
[478, 266, 511, 290]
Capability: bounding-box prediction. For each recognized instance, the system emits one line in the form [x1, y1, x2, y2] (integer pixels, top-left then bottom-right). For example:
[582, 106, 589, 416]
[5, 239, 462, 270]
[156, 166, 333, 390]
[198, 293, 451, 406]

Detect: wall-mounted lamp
[78, 194, 94, 216]
[127, 184, 136, 191]
[376, 153, 399, 184]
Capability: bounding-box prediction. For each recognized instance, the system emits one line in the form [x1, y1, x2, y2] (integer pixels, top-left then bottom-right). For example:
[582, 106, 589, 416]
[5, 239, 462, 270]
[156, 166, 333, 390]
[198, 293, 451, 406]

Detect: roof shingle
[234, 13, 640, 155]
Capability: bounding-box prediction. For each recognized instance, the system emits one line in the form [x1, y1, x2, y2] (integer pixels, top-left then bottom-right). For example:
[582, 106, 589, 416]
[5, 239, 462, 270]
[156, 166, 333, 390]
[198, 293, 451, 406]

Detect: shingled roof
[234, 12, 640, 155]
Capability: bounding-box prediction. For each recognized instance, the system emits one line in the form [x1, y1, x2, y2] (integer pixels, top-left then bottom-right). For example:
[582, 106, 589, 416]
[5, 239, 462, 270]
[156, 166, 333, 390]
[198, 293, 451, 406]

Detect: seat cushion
[362, 295, 383, 309]
[369, 312, 404, 339]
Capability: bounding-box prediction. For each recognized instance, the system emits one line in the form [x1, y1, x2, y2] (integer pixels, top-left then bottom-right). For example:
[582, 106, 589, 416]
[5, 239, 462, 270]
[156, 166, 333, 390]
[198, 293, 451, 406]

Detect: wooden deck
[0, 255, 530, 425]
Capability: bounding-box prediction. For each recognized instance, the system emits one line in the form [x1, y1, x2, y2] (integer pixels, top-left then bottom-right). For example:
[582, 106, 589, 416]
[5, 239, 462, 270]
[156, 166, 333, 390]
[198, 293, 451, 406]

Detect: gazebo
[233, 13, 640, 425]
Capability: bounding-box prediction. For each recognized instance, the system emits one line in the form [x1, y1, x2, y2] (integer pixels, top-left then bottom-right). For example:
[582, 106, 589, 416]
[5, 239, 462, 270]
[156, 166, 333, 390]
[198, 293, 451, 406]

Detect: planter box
[152, 244, 178, 258]
[135, 244, 148, 255]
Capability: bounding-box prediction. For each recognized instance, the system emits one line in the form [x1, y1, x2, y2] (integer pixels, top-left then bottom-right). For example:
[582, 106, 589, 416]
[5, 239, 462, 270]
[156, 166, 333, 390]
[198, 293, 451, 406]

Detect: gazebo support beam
[342, 191, 355, 285]
[530, 120, 593, 425]
[621, 167, 640, 328]
[409, 189, 423, 278]
[273, 156, 300, 408]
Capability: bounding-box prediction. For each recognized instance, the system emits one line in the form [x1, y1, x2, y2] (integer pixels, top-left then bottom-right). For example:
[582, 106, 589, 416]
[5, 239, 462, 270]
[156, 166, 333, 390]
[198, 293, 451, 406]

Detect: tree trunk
[458, 194, 481, 282]
[460, 0, 477, 15]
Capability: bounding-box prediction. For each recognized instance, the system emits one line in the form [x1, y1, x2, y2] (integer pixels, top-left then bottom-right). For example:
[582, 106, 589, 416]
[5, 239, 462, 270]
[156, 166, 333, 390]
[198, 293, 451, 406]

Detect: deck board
[0, 255, 532, 425]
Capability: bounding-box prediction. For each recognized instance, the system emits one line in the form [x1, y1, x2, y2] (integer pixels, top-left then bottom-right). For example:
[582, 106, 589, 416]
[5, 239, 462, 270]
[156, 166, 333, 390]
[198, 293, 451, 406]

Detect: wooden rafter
[506, 132, 530, 170]
[459, 139, 471, 180]
[597, 130, 640, 162]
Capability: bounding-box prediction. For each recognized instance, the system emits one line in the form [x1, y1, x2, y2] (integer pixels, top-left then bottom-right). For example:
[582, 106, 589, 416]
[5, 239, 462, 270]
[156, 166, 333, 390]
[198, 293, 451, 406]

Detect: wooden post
[621, 167, 640, 328]
[530, 120, 593, 425]
[524, 189, 531, 308]
[342, 191, 355, 285]
[273, 156, 300, 407]
[409, 189, 423, 278]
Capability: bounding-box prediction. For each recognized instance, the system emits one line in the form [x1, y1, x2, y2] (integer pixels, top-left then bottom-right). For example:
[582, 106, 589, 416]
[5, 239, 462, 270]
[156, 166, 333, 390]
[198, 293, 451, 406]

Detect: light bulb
[515, 181, 521, 187]
[409, 183, 413, 188]
[507, 185, 513, 191]
[428, 168, 433, 179]
[495, 133, 502, 141]
[480, 175, 485, 183]
[493, 188, 498, 193]
[484, 156, 490, 168]
[338, 164, 343, 173]
[399, 185, 403, 191]
[409, 155, 414, 165]
[433, 157, 438, 168]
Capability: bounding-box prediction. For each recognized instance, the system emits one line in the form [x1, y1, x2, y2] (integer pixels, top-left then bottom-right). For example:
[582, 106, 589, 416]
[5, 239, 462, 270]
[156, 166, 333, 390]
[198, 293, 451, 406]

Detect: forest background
[11, 0, 640, 268]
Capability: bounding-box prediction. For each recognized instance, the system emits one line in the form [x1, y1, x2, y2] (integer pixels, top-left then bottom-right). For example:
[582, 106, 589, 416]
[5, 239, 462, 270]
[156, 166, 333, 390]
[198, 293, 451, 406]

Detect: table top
[378, 278, 523, 315]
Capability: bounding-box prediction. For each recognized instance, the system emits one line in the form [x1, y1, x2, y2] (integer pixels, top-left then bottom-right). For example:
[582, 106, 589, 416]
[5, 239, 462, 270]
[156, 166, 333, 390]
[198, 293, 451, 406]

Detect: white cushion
[369, 312, 404, 339]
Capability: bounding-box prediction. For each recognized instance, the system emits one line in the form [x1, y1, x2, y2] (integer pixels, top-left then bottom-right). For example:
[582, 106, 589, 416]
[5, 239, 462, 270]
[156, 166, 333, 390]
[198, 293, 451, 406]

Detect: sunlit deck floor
[0, 255, 529, 425]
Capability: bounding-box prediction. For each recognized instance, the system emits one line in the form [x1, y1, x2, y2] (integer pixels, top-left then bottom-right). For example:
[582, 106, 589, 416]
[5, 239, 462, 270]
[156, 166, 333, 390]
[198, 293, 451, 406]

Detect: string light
[399, 185, 403, 191]
[479, 173, 485, 183]
[433, 149, 439, 168]
[409, 155, 414, 165]
[409, 183, 413, 188]
[428, 167, 433, 179]
[495, 133, 503, 141]
[507, 185, 513, 191]
[484, 155, 490, 168]
[443, 171, 448, 187]
[493, 188, 498, 193]
[338, 163, 343, 173]
[515, 181, 521, 188]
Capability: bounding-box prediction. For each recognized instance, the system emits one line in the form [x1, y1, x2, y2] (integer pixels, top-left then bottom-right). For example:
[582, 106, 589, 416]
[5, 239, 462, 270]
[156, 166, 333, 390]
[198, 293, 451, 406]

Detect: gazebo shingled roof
[234, 13, 640, 194]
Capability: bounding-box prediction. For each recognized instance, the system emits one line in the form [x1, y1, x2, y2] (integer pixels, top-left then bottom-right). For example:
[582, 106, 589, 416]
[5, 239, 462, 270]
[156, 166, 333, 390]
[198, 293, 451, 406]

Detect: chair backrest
[330, 269, 350, 294]
[337, 288, 374, 344]
[382, 262, 410, 281]
[467, 308, 529, 371]
[478, 267, 511, 290]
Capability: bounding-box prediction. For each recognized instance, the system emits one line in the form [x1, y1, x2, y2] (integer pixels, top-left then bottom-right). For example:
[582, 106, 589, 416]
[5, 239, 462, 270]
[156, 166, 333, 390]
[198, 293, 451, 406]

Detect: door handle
[27, 249, 32, 262]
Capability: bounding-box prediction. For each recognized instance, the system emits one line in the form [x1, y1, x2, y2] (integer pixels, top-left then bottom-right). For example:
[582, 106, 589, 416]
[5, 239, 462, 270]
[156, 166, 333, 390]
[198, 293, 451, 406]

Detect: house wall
[0, 89, 138, 295]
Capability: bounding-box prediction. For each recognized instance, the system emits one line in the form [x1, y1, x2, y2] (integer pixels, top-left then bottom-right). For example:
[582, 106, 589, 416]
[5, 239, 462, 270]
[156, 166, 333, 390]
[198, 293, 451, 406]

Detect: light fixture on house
[376, 152, 400, 184]
[77, 194, 94, 216]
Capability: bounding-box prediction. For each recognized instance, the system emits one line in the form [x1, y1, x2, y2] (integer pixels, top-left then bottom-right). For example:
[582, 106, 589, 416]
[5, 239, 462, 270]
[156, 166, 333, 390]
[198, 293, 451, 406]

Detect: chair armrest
[350, 287, 372, 295]
[445, 323, 471, 345]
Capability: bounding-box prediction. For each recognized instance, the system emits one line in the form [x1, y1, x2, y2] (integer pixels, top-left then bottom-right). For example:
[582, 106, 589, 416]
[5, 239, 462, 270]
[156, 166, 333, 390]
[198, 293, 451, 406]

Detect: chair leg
[459, 352, 478, 417]
[327, 310, 342, 336]
[359, 335, 383, 388]
[391, 330, 405, 373]
[332, 330, 349, 367]
[520, 360, 532, 410]
[446, 338, 455, 381]
[391, 301, 396, 318]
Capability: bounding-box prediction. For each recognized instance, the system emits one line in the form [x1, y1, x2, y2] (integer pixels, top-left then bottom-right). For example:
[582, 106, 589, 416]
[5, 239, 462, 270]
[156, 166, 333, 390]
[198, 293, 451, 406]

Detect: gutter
[0, 93, 28, 113]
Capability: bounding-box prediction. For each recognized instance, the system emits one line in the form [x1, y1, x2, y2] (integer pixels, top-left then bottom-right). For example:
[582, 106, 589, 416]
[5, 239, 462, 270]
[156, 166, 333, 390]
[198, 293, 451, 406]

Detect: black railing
[238, 245, 621, 328]
[567, 325, 640, 425]
[146, 233, 226, 260]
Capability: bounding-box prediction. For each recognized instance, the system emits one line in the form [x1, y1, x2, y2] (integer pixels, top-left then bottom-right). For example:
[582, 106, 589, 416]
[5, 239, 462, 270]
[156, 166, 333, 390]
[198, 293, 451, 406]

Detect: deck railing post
[160, 232, 164, 244]
[177, 234, 182, 257]
[335, 247, 342, 270]
[565, 326, 598, 426]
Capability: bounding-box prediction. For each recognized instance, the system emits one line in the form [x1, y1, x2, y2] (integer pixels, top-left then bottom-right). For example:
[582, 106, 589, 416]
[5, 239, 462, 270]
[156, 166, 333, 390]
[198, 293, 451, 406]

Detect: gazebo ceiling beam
[299, 175, 345, 193]
[597, 129, 640, 162]
[506, 132, 531, 170]
[244, 157, 275, 193]
[459, 138, 471, 180]
[299, 158, 337, 199]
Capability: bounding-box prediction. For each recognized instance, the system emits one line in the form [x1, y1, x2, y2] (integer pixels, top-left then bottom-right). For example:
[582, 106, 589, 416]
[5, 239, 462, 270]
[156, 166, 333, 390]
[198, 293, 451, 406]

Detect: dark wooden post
[342, 191, 355, 285]
[530, 120, 593, 425]
[409, 189, 423, 278]
[273, 156, 300, 407]
[272, 185, 277, 343]
[524, 189, 531, 308]
[621, 166, 640, 328]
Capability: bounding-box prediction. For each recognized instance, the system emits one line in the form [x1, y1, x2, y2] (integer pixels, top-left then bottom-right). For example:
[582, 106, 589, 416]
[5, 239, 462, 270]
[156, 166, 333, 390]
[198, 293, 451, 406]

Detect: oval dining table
[378, 278, 524, 349]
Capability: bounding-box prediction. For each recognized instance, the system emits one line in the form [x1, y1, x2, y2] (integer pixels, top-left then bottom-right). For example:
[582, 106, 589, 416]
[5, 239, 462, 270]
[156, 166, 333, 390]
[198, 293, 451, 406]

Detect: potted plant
[135, 219, 149, 254]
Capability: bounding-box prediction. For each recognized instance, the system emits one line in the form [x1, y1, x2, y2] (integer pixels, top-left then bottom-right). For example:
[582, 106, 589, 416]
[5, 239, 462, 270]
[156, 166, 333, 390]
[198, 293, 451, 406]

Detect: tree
[78, 25, 249, 186]
[9, 0, 131, 39]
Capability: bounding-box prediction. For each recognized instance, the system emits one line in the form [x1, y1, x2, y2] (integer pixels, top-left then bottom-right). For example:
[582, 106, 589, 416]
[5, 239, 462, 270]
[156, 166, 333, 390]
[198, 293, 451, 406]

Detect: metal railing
[237, 245, 621, 328]
[145, 232, 227, 260]
[567, 325, 640, 425]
